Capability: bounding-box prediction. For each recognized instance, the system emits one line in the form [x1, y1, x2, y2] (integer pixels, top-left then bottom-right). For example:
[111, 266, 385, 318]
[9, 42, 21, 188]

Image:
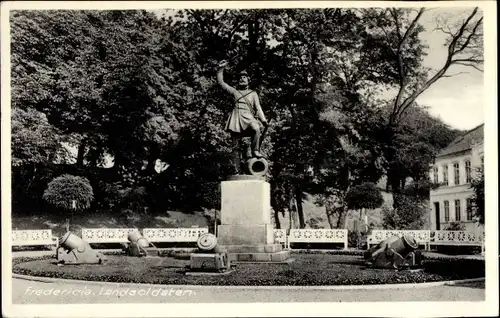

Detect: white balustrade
[81, 228, 137, 244]
[430, 230, 485, 255]
[273, 229, 287, 244]
[431, 230, 483, 245]
[143, 227, 208, 243]
[12, 230, 58, 247]
[13, 226, 485, 256]
[367, 230, 431, 249]
[288, 229, 348, 249]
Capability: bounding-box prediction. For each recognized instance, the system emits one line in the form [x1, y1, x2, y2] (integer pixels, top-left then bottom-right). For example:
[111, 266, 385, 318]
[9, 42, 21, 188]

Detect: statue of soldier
[217, 60, 268, 174]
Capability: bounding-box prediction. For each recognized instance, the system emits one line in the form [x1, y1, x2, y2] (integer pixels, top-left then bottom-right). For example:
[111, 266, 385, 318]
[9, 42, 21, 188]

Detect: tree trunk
[343, 210, 351, 229]
[327, 212, 336, 229]
[273, 208, 281, 229]
[336, 206, 348, 229]
[247, 16, 259, 71]
[325, 198, 336, 229]
[289, 194, 299, 230]
[294, 185, 306, 229]
[25, 162, 37, 196]
[388, 169, 404, 209]
[288, 208, 294, 232]
[358, 209, 363, 231]
[76, 139, 87, 167]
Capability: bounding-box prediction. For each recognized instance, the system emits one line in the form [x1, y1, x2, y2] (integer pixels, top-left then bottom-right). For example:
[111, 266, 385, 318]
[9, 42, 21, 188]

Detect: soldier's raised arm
[217, 60, 238, 95]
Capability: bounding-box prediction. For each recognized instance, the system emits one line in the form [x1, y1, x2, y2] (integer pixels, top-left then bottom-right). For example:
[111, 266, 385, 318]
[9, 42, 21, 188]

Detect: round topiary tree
[345, 182, 384, 248]
[346, 182, 384, 225]
[43, 174, 94, 212]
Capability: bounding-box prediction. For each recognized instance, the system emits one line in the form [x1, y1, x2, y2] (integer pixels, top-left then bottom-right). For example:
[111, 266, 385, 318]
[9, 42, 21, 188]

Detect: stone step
[217, 224, 274, 245]
[228, 250, 291, 263]
[220, 244, 282, 253]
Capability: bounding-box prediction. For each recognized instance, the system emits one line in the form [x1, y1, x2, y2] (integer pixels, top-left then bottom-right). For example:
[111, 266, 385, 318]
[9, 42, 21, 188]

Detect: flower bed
[12, 252, 484, 286]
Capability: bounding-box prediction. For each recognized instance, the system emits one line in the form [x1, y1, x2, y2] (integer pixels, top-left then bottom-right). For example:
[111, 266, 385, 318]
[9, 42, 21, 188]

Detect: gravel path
[8, 250, 485, 305]
[10, 276, 485, 304]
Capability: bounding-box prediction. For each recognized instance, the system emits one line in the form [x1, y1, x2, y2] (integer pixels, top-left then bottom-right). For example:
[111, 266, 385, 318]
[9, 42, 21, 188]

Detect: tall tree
[361, 8, 483, 204]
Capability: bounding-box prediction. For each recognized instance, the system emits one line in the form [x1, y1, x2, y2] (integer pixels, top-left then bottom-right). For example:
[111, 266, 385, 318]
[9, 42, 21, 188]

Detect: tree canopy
[10, 8, 482, 228]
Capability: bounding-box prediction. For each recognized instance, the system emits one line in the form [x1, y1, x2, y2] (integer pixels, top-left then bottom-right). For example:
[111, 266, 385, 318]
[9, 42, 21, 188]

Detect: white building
[429, 124, 484, 234]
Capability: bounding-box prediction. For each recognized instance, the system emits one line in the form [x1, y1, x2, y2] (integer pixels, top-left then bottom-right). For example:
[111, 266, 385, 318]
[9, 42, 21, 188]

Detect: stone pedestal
[217, 178, 291, 263]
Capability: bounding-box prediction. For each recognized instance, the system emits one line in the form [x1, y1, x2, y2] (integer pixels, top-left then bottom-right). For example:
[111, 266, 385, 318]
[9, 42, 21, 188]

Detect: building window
[465, 160, 472, 183]
[453, 162, 460, 185]
[467, 198, 473, 220]
[455, 199, 461, 221]
[443, 165, 448, 185]
[433, 167, 438, 183]
[444, 201, 450, 222]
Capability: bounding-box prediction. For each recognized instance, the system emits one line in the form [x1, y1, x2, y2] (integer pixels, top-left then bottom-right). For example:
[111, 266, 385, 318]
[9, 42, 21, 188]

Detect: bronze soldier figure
[217, 60, 268, 173]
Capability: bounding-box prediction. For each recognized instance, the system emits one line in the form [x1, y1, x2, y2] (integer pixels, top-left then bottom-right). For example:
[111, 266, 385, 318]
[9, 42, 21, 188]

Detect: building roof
[437, 123, 484, 157]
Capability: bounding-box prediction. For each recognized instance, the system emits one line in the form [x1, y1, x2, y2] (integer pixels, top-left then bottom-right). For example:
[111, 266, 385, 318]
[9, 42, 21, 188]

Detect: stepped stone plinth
[217, 178, 291, 263]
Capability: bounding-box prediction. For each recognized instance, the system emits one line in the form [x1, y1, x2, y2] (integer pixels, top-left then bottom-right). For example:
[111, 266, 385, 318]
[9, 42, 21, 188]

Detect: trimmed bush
[444, 221, 466, 231]
[43, 174, 93, 211]
[346, 182, 384, 211]
[382, 195, 427, 230]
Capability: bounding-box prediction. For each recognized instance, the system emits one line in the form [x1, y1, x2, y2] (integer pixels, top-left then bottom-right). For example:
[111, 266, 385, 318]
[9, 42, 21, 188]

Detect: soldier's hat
[238, 70, 249, 77]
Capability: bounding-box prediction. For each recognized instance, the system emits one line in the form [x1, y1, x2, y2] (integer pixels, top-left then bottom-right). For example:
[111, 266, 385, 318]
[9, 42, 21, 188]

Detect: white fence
[367, 229, 485, 254]
[11, 228, 485, 255]
[367, 230, 432, 249]
[12, 230, 58, 247]
[81, 228, 138, 244]
[286, 229, 349, 249]
[431, 230, 484, 248]
[143, 228, 208, 243]
[273, 229, 287, 245]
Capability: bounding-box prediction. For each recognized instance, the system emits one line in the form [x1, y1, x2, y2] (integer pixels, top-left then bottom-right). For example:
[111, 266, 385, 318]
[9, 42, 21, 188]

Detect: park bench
[81, 228, 138, 244]
[142, 227, 208, 243]
[366, 230, 432, 250]
[11, 229, 58, 249]
[287, 229, 348, 250]
[429, 230, 485, 255]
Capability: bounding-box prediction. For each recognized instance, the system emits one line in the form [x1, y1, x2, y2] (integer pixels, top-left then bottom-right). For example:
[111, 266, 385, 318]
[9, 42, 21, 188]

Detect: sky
[157, 7, 484, 131]
[416, 8, 484, 131]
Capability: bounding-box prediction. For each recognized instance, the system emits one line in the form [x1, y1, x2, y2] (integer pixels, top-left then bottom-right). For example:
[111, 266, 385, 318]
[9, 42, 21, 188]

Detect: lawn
[13, 253, 484, 286]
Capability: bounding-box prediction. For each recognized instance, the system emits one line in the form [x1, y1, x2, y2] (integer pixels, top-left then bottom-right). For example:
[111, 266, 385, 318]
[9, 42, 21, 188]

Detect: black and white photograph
[1, 1, 498, 317]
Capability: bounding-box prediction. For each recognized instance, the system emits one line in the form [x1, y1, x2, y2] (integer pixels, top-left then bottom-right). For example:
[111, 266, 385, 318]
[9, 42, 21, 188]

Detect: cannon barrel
[197, 233, 217, 252]
[127, 230, 149, 248]
[364, 235, 420, 269]
[398, 235, 418, 254]
[57, 232, 103, 264]
[60, 232, 87, 252]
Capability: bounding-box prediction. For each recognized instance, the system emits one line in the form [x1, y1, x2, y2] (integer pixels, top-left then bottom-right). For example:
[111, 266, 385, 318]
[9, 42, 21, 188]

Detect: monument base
[227, 250, 291, 263]
[217, 224, 274, 245]
[219, 244, 292, 263]
[217, 178, 292, 263]
[227, 174, 265, 181]
[220, 243, 282, 253]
